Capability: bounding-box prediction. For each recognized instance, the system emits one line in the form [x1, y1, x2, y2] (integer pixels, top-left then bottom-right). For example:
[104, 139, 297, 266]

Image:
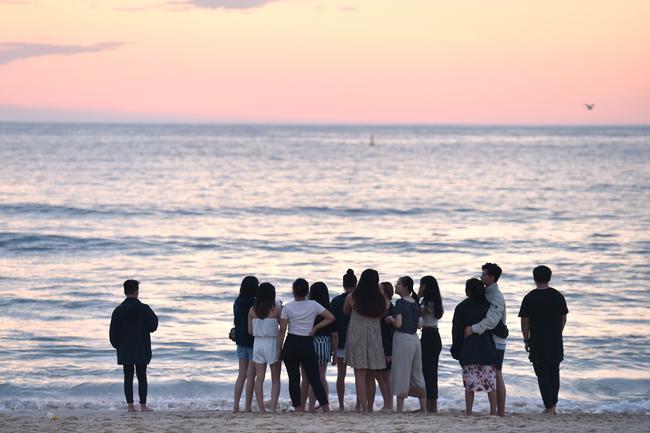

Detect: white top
[252, 318, 279, 337]
[421, 301, 438, 327]
[281, 300, 325, 336]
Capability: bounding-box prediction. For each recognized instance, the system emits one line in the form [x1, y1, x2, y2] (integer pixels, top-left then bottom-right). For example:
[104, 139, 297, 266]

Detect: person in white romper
[247, 282, 282, 413]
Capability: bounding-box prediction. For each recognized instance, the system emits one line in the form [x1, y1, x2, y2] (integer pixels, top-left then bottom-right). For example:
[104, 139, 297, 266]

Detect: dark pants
[123, 364, 148, 404]
[533, 362, 560, 409]
[420, 328, 442, 399]
[282, 334, 329, 407]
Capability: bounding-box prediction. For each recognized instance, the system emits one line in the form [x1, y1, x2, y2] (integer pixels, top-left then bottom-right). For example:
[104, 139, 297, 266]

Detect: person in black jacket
[109, 279, 158, 412]
[451, 278, 507, 416]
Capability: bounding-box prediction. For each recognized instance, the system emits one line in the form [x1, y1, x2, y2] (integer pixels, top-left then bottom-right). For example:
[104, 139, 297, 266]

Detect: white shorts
[253, 337, 278, 364]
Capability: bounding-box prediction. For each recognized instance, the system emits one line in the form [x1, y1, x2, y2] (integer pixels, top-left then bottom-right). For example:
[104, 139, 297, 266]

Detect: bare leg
[233, 358, 249, 412]
[254, 362, 267, 412]
[465, 390, 474, 416]
[270, 361, 281, 413]
[244, 360, 256, 412]
[354, 369, 369, 412]
[418, 397, 427, 412]
[367, 370, 376, 412]
[496, 370, 506, 417]
[396, 395, 406, 413]
[488, 390, 497, 415]
[336, 358, 347, 412]
[427, 398, 437, 414]
[300, 367, 311, 411]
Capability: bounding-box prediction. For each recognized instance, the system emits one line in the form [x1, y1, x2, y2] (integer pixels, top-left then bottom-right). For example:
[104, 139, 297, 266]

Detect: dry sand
[1, 410, 649, 433]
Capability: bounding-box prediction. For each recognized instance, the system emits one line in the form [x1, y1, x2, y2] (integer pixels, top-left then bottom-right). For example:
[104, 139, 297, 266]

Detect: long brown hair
[352, 269, 386, 318]
[253, 282, 276, 319]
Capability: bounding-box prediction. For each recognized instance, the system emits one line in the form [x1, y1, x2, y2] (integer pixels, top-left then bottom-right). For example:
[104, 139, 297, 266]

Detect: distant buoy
[369, 134, 375, 146]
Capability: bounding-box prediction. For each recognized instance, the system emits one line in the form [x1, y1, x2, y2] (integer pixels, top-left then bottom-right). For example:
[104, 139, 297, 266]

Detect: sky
[0, 0, 648, 124]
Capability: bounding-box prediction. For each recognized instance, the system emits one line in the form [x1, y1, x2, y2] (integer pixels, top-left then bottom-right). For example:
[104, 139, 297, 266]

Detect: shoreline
[2, 410, 649, 433]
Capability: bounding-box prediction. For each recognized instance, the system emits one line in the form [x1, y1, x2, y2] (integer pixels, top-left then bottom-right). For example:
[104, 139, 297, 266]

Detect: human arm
[468, 293, 505, 336]
[520, 316, 530, 352]
[450, 307, 462, 360]
[147, 305, 158, 333]
[276, 318, 288, 361]
[385, 313, 402, 329]
[561, 314, 567, 332]
[248, 307, 254, 336]
[343, 294, 353, 316]
[310, 309, 335, 336]
[331, 331, 339, 365]
[109, 309, 119, 349]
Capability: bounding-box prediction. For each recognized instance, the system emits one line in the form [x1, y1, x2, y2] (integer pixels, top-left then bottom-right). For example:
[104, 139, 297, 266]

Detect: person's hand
[276, 350, 282, 361]
[524, 341, 530, 353]
[331, 355, 337, 366]
[385, 356, 392, 364]
[384, 316, 394, 324]
[464, 326, 474, 338]
[309, 327, 317, 337]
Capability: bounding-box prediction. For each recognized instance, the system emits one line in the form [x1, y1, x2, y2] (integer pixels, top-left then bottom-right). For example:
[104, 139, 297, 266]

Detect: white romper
[252, 318, 279, 364]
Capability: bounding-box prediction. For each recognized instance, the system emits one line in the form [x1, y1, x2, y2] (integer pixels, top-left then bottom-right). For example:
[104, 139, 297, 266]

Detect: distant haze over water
[0, 123, 648, 412]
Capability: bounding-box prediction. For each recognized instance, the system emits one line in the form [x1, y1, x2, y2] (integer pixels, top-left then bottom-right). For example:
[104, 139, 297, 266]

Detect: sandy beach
[1, 410, 649, 433]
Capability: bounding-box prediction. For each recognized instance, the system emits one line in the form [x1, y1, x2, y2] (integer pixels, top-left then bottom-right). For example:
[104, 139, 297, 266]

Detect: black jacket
[233, 295, 255, 347]
[451, 298, 502, 367]
[109, 298, 158, 365]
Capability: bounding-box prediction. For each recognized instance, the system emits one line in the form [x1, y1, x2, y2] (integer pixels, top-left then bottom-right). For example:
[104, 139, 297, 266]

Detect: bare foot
[233, 406, 240, 413]
[321, 404, 330, 413]
[127, 404, 136, 413]
[140, 404, 153, 412]
[338, 407, 345, 413]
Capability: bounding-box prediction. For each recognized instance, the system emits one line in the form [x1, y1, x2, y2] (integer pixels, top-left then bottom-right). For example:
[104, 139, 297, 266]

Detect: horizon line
[1, 120, 649, 128]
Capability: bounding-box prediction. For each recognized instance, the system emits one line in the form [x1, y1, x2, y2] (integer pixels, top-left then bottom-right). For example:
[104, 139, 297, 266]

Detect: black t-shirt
[331, 293, 350, 349]
[518, 287, 568, 363]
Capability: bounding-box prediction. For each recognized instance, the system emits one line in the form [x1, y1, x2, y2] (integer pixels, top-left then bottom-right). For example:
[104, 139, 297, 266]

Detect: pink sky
[0, 0, 648, 124]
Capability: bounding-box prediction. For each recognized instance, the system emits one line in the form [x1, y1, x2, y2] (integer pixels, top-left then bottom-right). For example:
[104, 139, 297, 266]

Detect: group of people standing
[107, 263, 568, 416]
[230, 263, 568, 416]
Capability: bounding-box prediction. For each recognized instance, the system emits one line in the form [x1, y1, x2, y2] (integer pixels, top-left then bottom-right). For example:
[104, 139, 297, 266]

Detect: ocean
[0, 123, 648, 413]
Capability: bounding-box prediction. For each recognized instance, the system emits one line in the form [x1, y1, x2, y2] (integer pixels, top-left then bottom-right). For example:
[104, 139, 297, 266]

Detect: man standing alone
[519, 266, 568, 415]
[464, 263, 507, 416]
[110, 279, 159, 412]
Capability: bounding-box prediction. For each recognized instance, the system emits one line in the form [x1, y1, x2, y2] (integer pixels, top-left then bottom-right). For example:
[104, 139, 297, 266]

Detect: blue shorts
[237, 345, 254, 361]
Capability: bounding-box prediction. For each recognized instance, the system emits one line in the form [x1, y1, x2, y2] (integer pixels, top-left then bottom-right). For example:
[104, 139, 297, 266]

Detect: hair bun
[346, 269, 355, 275]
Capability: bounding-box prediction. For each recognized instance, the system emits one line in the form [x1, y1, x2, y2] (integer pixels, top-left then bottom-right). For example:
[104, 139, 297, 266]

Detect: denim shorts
[237, 345, 254, 361]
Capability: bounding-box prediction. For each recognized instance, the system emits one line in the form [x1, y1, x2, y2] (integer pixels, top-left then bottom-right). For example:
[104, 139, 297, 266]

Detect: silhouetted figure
[109, 279, 158, 412]
[519, 266, 568, 415]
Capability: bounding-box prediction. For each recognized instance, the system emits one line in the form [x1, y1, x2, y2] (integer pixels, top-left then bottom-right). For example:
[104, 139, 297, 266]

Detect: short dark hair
[465, 278, 486, 302]
[239, 276, 259, 297]
[482, 263, 502, 282]
[123, 279, 139, 295]
[292, 278, 309, 297]
[533, 265, 552, 283]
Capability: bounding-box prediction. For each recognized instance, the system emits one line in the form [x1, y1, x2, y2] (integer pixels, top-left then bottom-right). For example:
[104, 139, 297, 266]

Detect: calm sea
[0, 123, 649, 413]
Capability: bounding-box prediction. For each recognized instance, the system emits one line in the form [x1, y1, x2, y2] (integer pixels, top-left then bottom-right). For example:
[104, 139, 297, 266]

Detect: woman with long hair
[386, 276, 426, 413]
[277, 278, 335, 412]
[232, 276, 258, 412]
[247, 282, 282, 413]
[419, 275, 444, 413]
[300, 282, 338, 411]
[343, 269, 387, 412]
